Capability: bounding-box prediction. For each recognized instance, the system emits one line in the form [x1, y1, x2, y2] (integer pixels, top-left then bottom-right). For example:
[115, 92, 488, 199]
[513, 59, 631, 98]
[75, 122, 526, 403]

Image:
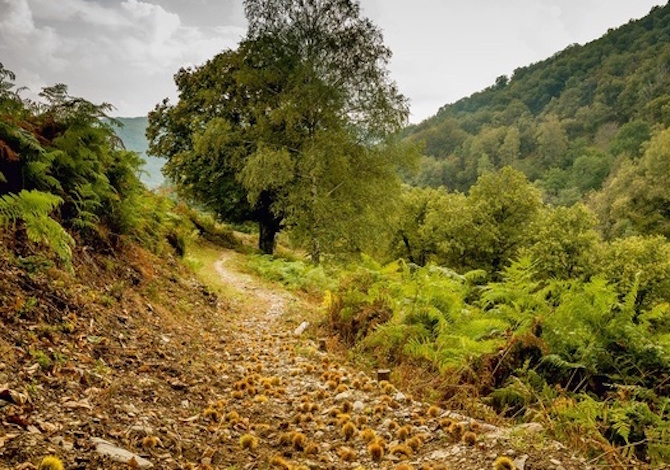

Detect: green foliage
[181, 207, 240, 249]
[29, 348, 52, 370]
[324, 248, 670, 463]
[609, 120, 651, 157]
[148, 0, 415, 258]
[592, 127, 670, 239]
[466, 168, 542, 274]
[599, 235, 670, 309]
[525, 204, 600, 279]
[245, 254, 337, 296]
[404, 4, 670, 201]
[0, 64, 187, 259]
[388, 186, 449, 266]
[391, 167, 542, 276]
[0, 190, 73, 262]
[327, 260, 500, 369]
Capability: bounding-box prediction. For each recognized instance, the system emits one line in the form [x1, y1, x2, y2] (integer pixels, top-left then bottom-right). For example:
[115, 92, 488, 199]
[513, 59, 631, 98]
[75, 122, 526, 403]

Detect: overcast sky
[0, 0, 666, 123]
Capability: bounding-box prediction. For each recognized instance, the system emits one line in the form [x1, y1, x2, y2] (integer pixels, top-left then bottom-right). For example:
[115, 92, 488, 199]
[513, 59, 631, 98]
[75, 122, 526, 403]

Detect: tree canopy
[148, 0, 413, 259]
[403, 3, 670, 202]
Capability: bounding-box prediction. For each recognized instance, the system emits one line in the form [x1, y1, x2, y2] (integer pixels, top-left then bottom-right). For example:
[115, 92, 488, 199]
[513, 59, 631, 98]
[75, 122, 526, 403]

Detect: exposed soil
[0, 242, 593, 469]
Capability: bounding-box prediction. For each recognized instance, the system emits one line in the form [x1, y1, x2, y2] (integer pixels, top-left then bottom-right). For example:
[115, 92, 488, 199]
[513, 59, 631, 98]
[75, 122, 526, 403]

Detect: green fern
[610, 406, 632, 444]
[0, 190, 74, 262]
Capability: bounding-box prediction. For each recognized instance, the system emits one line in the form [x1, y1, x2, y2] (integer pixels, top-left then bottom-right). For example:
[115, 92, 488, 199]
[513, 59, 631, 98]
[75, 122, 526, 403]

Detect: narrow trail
[0, 247, 589, 470]
[204, 250, 587, 470]
[214, 251, 290, 321]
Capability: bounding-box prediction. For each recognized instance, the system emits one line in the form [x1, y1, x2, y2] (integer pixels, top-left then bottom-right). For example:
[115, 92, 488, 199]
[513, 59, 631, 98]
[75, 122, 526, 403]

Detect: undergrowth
[329, 257, 670, 466]
[244, 254, 339, 297]
[246, 252, 670, 467]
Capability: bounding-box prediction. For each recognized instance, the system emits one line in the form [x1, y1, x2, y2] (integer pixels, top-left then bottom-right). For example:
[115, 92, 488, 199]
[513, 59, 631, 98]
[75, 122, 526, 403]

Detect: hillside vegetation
[5, 0, 670, 468]
[0, 61, 580, 468]
[404, 3, 670, 206]
[249, 166, 670, 467]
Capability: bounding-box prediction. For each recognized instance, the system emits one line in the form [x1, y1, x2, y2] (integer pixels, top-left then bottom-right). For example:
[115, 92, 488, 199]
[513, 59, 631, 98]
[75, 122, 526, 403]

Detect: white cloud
[0, 0, 244, 115]
[121, 0, 181, 44]
[30, 0, 131, 27]
[0, 0, 64, 70]
[0, 0, 34, 33]
[1, 0, 666, 119]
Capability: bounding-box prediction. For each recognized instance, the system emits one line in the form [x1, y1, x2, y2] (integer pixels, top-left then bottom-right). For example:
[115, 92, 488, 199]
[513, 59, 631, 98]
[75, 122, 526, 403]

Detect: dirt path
[1, 247, 590, 470]
[201, 250, 589, 470]
[214, 251, 290, 321]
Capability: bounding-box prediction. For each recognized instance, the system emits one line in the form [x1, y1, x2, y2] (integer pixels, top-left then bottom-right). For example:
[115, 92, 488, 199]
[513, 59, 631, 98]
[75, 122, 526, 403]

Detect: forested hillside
[404, 3, 670, 204]
[6, 0, 670, 468]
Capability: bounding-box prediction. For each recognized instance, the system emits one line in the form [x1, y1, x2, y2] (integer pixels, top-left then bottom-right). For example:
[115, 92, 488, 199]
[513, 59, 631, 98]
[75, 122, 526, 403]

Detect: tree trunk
[311, 238, 321, 265]
[309, 175, 321, 265]
[256, 192, 281, 255]
[258, 217, 279, 255]
[401, 233, 416, 265]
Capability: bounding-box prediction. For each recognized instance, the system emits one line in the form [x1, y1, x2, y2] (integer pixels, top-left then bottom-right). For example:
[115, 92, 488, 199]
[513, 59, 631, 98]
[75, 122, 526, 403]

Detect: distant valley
[111, 116, 164, 189]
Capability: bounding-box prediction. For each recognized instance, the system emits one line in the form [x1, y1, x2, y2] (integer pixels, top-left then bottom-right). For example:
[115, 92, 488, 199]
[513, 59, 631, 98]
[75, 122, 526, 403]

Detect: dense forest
[4, 0, 670, 468]
[404, 3, 670, 207]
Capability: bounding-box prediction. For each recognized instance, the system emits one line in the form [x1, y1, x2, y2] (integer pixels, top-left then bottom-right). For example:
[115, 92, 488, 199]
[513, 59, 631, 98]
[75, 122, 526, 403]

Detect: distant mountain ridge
[111, 116, 164, 189]
[403, 2, 670, 204]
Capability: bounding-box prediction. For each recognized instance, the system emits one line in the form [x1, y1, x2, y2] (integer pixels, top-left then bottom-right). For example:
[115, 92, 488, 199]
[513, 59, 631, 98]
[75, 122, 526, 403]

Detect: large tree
[147, 0, 411, 258]
[592, 127, 670, 238]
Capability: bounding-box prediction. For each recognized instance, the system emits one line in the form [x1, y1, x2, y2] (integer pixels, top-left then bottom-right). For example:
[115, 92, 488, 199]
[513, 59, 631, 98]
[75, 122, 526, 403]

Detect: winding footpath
[0, 248, 593, 469]
[200, 251, 589, 470]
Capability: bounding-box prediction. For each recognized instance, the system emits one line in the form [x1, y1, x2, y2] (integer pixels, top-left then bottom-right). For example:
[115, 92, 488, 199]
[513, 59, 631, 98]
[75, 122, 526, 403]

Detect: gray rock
[352, 400, 365, 412]
[487, 421, 544, 440]
[91, 437, 153, 468]
[334, 390, 353, 401]
[129, 425, 154, 435]
[121, 403, 140, 415]
[514, 454, 529, 470]
[430, 450, 449, 460]
[479, 423, 498, 432]
[516, 422, 544, 434]
[62, 440, 74, 452]
[293, 321, 310, 336]
[395, 410, 410, 419]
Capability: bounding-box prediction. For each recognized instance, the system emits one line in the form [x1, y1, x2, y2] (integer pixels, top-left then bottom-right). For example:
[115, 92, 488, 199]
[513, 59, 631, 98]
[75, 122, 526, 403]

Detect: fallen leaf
[179, 415, 200, 423]
[0, 388, 27, 405]
[0, 433, 19, 448]
[63, 399, 93, 410]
